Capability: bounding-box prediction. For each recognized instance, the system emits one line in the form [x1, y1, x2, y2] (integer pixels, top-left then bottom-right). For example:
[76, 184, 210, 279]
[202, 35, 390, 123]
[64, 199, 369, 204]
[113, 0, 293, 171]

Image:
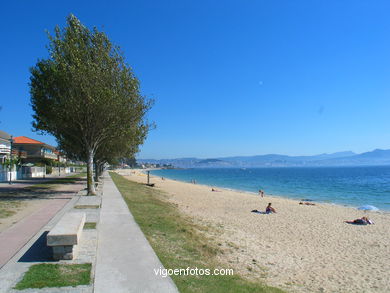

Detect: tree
[30, 15, 152, 194]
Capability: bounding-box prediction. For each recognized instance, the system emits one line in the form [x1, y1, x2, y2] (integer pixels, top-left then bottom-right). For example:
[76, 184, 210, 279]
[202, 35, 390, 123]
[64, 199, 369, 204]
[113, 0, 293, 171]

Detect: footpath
[94, 172, 177, 292]
[0, 173, 178, 293]
[0, 197, 73, 269]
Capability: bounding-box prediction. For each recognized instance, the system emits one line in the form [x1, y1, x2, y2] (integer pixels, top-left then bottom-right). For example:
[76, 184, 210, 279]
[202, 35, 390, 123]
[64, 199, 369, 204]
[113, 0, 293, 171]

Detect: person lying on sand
[299, 202, 315, 206]
[211, 188, 221, 192]
[345, 216, 373, 225]
[266, 203, 276, 214]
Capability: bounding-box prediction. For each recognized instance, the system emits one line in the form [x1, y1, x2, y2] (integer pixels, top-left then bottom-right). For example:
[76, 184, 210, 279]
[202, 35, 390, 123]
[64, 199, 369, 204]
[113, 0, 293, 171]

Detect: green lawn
[110, 172, 284, 293]
[14, 263, 91, 290]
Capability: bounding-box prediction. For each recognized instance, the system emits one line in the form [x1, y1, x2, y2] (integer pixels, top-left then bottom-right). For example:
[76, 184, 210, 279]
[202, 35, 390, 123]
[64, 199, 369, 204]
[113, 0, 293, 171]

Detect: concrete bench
[47, 212, 86, 260]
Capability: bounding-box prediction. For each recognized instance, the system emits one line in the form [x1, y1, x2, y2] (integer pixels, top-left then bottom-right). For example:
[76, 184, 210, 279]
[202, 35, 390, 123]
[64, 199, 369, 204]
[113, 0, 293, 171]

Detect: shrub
[46, 165, 53, 174]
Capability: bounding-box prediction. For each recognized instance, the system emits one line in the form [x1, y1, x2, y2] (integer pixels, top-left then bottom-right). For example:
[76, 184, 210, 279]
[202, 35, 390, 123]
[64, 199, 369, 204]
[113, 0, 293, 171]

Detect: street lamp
[9, 135, 13, 185]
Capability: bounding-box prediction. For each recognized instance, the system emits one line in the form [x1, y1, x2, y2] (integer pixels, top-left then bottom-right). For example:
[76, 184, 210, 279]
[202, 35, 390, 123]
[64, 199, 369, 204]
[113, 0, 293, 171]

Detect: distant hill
[138, 149, 390, 168]
[194, 159, 231, 167]
[313, 149, 390, 166]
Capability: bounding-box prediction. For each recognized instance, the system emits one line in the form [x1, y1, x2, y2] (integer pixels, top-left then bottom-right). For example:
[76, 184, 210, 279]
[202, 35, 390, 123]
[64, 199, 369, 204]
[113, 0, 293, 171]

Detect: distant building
[0, 130, 12, 164]
[56, 150, 67, 163]
[13, 136, 59, 164]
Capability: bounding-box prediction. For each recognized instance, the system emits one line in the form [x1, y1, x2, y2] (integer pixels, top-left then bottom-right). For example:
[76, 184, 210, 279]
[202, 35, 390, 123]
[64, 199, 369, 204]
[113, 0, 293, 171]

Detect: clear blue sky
[1, 1, 390, 159]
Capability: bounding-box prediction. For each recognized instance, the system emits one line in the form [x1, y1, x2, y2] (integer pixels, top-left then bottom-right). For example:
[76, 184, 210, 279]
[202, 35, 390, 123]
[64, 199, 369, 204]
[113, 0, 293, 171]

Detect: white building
[0, 130, 12, 164]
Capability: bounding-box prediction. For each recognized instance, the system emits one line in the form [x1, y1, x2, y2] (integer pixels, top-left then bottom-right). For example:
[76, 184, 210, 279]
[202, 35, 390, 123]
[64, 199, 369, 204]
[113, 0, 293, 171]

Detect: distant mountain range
[138, 149, 390, 168]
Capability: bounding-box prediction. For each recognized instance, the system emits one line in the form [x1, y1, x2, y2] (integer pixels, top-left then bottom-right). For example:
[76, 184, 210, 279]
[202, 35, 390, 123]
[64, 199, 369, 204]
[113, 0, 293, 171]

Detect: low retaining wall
[0, 165, 86, 182]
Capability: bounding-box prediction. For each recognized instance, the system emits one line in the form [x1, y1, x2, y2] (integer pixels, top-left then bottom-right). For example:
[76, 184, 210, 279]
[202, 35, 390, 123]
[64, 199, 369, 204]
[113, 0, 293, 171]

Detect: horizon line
[137, 148, 389, 161]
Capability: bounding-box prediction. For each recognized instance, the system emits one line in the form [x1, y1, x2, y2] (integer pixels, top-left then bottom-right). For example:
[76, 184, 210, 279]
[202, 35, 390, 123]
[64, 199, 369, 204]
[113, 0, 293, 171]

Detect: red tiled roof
[13, 136, 45, 145]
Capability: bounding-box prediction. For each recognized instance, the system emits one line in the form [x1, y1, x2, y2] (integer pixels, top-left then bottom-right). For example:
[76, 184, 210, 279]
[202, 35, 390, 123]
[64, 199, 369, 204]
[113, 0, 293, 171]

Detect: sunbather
[299, 202, 315, 206]
[266, 203, 276, 214]
[345, 216, 373, 225]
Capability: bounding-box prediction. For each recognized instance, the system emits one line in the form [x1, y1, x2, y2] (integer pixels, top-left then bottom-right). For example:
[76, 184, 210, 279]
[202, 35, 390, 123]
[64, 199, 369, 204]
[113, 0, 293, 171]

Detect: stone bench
[47, 212, 86, 260]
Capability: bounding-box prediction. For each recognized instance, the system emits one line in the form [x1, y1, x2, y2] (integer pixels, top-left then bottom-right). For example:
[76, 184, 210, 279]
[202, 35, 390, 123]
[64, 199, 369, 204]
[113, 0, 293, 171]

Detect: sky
[1, 1, 390, 159]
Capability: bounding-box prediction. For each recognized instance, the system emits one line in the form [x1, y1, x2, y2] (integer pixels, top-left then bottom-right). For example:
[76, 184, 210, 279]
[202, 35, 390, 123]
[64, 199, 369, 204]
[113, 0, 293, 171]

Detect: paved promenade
[94, 173, 178, 293]
[0, 191, 81, 293]
[0, 197, 72, 269]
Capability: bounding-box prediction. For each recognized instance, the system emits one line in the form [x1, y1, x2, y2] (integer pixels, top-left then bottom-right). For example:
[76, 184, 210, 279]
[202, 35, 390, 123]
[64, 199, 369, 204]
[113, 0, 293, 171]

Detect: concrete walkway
[94, 173, 178, 293]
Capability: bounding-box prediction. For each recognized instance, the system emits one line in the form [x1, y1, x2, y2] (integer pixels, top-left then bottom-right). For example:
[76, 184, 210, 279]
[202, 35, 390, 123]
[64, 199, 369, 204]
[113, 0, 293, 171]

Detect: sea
[151, 166, 390, 211]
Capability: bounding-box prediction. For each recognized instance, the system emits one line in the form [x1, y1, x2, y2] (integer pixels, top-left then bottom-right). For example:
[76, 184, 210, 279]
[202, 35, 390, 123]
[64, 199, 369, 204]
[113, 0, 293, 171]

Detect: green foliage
[34, 158, 56, 167]
[29, 14, 152, 194]
[110, 173, 284, 293]
[2, 157, 20, 168]
[45, 165, 52, 174]
[122, 157, 137, 167]
[14, 264, 91, 289]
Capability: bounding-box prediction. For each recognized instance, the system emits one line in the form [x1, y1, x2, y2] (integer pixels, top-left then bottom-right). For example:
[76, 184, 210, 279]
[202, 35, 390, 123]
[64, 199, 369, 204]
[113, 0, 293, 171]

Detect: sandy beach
[117, 169, 390, 293]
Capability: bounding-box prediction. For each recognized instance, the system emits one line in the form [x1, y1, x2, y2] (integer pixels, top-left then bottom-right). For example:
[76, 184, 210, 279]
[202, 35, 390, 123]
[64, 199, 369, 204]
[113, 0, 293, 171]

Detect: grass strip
[74, 205, 100, 209]
[83, 222, 97, 229]
[14, 263, 91, 289]
[110, 172, 284, 293]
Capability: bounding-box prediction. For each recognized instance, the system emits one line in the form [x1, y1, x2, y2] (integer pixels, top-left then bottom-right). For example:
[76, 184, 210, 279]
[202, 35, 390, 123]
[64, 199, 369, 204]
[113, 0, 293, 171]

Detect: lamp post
[9, 135, 13, 185]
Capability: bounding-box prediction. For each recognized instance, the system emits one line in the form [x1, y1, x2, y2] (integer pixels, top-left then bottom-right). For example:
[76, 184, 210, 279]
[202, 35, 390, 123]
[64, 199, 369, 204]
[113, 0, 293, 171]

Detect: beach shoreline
[144, 168, 390, 215]
[117, 169, 390, 293]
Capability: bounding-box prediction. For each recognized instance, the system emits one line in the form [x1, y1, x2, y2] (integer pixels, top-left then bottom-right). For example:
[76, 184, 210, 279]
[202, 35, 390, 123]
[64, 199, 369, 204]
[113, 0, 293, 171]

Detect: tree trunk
[87, 148, 96, 195]
[97, 162, 103, 179]
[94, 161, 99, 182]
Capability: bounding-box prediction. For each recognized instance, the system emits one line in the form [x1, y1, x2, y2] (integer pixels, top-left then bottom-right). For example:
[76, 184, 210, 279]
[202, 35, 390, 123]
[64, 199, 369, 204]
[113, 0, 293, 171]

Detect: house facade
[13, 136, 59, 164]
[0, 130, 12, 164]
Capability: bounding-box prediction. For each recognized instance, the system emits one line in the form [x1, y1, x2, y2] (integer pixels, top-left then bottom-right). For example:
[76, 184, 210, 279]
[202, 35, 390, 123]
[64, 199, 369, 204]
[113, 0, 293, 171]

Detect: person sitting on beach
[299, 202, 315, 206]
[345, 216, 373, 225]
[265, 203, 276, 214]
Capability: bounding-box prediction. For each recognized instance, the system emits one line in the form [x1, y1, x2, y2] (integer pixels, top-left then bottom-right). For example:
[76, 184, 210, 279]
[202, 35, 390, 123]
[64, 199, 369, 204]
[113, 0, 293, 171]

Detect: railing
[0, 147, 11, 154]
[18, 166, 45, 179]
[42, 152, 58, 160]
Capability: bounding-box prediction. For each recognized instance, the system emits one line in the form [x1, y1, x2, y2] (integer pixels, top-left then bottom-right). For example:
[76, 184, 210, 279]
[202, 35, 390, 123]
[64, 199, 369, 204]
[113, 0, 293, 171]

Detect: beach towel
[251, 210, 266, 214]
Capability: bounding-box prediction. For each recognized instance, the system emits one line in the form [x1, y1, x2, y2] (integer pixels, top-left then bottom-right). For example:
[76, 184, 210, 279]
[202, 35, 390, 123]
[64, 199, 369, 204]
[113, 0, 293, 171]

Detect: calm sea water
[151, 166, 390, 211]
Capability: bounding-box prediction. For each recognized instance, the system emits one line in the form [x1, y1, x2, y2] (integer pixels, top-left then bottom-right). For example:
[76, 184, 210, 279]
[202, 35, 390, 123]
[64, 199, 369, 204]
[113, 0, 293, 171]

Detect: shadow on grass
[28, 176, 87, 188]
[0, 174, 87, 202]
